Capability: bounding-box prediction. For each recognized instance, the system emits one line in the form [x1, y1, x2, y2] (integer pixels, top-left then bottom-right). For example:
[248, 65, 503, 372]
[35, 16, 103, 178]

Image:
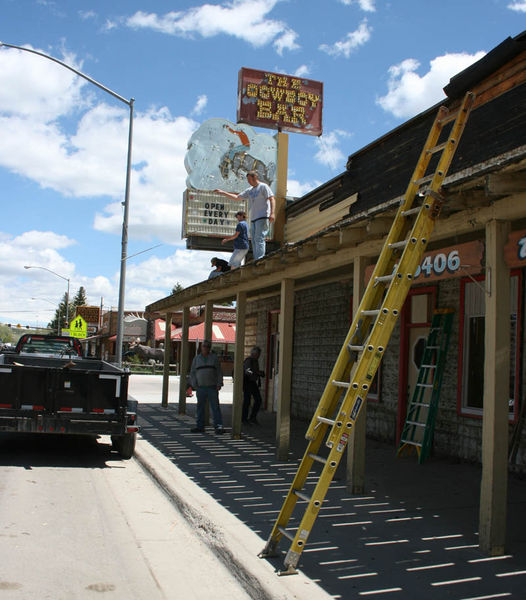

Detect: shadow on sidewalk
[138, 402, 526, 599]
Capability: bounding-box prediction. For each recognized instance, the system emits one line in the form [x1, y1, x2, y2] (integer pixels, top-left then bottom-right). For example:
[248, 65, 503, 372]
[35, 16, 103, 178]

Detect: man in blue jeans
[189, 340, 224, 434]
[215, 171, 275, 261]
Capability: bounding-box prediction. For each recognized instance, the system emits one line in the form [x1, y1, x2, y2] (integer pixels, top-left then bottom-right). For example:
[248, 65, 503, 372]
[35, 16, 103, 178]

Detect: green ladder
[259, 92, 475, 575]
[397, 308, 454, 464]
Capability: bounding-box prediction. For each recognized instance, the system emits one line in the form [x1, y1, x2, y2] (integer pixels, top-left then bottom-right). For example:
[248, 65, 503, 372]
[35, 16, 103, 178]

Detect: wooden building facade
[147, 32, 526, 554]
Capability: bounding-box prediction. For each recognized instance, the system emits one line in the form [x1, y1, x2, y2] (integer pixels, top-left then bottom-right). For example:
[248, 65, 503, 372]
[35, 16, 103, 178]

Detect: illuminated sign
[237, 67, 323, 136]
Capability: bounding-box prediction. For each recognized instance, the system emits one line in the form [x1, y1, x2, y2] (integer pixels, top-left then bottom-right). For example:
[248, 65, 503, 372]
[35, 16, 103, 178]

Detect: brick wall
[244, 273, 526, 472]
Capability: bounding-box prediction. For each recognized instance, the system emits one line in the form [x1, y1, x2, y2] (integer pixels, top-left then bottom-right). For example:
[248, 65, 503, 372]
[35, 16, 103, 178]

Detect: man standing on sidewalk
[189, 340, 224, 434]
[215, 170, 275, 261]
[242, 346, 264, 425]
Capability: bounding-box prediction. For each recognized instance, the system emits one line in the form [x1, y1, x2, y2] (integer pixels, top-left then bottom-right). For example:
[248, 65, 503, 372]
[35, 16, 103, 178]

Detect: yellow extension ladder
[259, 92, 475, 575]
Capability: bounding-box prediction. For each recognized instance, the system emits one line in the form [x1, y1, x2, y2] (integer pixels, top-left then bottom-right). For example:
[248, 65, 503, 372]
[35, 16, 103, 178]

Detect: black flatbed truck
[0, 334, 138, 458]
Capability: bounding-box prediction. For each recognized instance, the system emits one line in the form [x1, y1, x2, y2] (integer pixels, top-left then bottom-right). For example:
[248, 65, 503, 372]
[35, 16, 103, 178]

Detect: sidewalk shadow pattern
[138, 403, 526, 600]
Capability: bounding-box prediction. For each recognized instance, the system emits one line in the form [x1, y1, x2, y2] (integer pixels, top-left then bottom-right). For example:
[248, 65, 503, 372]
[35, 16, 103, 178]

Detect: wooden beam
[161, 312, 172, 408]
[479, 219, 510, 555]
[273, 132, 288, 244]
[366, 217, 392, 237]
[340, 227, 367, 246]
[317, 233, 340, 252]
[347, 255, 369, 494]
[276, 278, 295, 460]
[485, 172, 526, 196]
[232, 292, 246, 440]
[204, 300, 213, 341]
[178, 307, 190, 414]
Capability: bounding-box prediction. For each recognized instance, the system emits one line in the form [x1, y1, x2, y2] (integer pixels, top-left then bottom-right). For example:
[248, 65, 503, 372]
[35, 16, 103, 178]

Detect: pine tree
[47, 292, 74, 334]
[73, 286, 88, 309]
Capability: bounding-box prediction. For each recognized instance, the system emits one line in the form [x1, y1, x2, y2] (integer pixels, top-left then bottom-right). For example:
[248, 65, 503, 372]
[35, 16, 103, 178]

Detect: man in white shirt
[215, 171, 275, 261]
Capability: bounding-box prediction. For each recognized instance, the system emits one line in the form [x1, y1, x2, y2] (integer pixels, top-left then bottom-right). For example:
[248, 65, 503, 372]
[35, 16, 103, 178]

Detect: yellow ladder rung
[426, 141, 448, 154]
[277, 526, 295, 542]
[331, 380, 350, 388]
[294, 490, 311, 503]
[308, 453, 327, 465]
[316, 415, 335, 425]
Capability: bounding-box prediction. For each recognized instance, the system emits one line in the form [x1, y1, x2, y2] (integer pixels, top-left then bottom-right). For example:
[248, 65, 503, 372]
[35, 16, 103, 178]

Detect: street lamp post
[24, 266, 70, 332]
[3, 42, 134, 366]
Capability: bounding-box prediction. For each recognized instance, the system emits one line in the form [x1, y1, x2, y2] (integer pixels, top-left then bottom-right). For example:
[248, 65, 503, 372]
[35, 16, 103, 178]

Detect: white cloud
[191, 94, 208, 116]
[319, 19, 371, 58]
[274, 28, 300, 55]
[314, 129, 350, 171]
[376, 51, 486, 119]
[0, 46, 199, 244]
[124, 0, 300, 54]
[340, 0, 376, 11]
[0, 46, 89, 120]
[79, 10, 96, 20]
[508, 1, 526, 11]
[286, 178, 320, 198]
[294, 64, 311, 77]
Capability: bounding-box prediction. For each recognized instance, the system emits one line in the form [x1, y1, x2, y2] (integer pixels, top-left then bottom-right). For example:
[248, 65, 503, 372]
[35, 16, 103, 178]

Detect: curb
[134, 438, 332, 600]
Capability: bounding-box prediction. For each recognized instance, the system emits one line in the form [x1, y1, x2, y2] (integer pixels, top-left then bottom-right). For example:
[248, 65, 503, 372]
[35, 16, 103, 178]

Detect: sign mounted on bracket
[182, 118, 278, 250]
[237, 67, 323, 136]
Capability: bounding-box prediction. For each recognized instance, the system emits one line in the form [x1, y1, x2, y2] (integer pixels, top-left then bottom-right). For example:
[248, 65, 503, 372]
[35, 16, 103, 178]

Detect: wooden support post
[232, 292, 246, 440]
[479, 219, 510, 555]
[204, 300, 213, 425]
[276, 278, 294, 460]
[161, 312, 172, 408]
[347, 255, 368, 493]
[273, 132, 288, 244]
[204, 300, 213, 341]
[178, 307, 190, 415]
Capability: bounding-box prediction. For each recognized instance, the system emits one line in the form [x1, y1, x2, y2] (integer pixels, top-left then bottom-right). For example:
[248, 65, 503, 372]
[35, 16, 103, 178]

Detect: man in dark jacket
[189, 340, 224, 434]
[243, 346, 264, 425]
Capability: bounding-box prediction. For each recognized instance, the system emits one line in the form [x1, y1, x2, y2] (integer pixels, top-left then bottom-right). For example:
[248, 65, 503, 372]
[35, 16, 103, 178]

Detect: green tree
[0, 324, 15, 344]
[172, 282, 184, 295]
[72, 286, 88, 309]
[47, 292, 74, 334]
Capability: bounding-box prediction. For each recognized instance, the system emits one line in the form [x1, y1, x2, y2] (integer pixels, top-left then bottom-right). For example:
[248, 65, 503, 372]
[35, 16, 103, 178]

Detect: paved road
[128, 374, 233, 405]
[0, 433, 251, 600]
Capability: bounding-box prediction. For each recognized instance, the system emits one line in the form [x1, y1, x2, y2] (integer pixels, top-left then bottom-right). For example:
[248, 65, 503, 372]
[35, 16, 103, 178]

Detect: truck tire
[111, 432, 136, 459]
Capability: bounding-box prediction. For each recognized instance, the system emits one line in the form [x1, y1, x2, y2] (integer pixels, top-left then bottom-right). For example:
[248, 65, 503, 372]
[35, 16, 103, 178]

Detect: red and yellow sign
[237, 67, 323, 136]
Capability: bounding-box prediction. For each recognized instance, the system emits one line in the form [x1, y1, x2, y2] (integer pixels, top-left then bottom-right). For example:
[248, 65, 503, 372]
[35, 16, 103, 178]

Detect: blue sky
[0, 0, 524, 327]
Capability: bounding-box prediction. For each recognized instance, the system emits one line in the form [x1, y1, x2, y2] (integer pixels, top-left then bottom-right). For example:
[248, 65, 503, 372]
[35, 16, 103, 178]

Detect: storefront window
[459, 273, 520, 418]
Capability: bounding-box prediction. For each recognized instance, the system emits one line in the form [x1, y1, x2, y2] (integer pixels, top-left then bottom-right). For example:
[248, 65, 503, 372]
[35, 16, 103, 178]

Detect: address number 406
[414, 250, 461, 279]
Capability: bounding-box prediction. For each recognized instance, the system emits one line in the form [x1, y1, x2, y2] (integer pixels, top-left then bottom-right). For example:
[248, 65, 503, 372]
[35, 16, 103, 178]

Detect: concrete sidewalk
[132, 381, 526, 599]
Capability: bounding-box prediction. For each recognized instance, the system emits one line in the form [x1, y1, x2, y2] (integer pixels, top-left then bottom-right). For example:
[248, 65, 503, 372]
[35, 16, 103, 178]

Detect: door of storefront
[397, 286, 436, 442]
[266, 311, 280, 412]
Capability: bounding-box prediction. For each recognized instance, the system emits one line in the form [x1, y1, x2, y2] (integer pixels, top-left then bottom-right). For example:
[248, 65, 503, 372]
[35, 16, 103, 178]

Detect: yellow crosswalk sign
[69, 315, 87, 339]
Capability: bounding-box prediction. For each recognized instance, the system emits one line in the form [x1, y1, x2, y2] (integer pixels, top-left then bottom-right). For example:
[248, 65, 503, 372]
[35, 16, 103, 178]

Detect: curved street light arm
[0, 42, 132, 107]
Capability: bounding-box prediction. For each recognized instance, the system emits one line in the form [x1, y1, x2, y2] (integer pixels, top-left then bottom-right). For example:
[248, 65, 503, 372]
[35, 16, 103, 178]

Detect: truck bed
[0, 354, 132, 435]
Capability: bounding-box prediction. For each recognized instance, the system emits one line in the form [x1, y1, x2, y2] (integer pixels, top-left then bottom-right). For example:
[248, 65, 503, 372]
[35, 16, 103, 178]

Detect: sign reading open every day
[182, 189, 249, 238]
